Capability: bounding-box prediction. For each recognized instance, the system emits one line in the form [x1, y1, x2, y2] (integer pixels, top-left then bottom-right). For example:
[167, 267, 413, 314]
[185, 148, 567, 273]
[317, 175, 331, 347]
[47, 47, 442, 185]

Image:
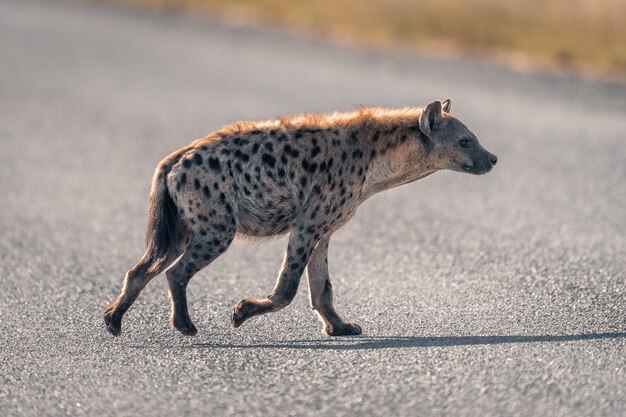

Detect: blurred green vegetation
[112, 0, 626, 76]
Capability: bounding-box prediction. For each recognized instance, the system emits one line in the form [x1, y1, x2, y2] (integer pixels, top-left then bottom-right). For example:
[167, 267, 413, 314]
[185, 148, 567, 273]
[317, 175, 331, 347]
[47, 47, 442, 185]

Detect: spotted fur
[104, 99, 497, 337]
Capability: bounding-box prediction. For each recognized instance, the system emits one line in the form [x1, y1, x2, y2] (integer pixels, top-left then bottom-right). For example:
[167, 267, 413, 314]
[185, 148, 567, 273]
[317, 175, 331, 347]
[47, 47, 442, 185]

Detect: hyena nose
[489, 154, 498, 166]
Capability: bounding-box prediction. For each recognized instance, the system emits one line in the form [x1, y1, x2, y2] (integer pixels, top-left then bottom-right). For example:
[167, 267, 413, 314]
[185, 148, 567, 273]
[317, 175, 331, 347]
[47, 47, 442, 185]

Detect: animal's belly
[235, 199, 296, 237]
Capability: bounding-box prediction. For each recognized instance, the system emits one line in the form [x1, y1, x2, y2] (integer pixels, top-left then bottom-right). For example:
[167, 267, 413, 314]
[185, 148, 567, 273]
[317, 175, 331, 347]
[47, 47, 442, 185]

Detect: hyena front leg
[307, 238, 362, 336]
[231, 228, 319, 328]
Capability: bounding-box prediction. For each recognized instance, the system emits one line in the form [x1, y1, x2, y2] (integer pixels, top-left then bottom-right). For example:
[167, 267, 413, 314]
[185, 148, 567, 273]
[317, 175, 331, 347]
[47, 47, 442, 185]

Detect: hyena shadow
[192, 332, 625, 350]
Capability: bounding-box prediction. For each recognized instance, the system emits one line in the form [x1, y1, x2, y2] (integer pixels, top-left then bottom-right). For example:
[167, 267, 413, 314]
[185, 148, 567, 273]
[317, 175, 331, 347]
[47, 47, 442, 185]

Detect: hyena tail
[145, 162, 180, 274]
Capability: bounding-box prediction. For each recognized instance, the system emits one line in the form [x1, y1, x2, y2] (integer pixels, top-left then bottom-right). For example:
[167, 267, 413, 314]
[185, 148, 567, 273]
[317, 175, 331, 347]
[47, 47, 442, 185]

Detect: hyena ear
[419, 100, 443, 137]
[442, 98, 452, 113]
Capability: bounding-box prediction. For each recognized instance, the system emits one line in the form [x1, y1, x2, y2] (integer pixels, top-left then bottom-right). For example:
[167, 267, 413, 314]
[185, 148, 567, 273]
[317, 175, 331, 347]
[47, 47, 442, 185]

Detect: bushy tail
[145, 163, 180, 274]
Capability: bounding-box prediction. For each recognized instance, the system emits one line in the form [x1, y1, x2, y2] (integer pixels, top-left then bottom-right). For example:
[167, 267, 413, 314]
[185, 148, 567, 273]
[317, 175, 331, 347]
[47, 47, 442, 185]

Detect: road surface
[0, 1, 624, 416]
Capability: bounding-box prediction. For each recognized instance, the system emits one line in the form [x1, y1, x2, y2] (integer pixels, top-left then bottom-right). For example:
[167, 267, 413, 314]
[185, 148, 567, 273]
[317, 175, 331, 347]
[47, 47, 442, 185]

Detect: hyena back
[104, 99, 497, 337]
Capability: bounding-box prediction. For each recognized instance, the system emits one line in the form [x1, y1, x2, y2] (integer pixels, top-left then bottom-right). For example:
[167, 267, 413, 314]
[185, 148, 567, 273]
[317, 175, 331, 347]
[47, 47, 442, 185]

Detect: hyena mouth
[462, 164, 489, 175]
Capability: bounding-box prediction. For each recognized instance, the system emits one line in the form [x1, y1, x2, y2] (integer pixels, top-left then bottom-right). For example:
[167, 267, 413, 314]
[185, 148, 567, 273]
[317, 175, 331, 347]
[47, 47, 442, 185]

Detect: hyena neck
[360, 120, 437, 199]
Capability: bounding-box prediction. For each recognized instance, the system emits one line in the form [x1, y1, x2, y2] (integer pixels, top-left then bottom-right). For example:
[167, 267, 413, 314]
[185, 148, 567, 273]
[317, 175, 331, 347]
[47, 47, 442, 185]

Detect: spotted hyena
[104, 99, 497, 337]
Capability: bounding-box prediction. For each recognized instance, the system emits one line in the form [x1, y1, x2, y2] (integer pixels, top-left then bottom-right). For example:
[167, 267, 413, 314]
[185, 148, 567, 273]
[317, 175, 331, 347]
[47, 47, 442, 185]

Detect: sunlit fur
[104, 100, 496, 337]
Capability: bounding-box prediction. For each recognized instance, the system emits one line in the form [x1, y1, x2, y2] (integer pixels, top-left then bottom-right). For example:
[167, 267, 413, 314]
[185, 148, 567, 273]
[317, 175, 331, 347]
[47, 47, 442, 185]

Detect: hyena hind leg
[306, 238, 362, 336]
[104, 245, 185, 336]
[166, 228, 235, 336]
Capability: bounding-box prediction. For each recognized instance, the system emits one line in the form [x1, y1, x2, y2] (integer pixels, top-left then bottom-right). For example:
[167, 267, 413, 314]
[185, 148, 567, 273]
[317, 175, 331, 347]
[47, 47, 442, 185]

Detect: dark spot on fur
[203, 185, 211, 199]
[234, 150, 249, 162]
[283, 144, 299, 158]
[261, 153, 276, 168]
[194, 179, 200, 189]
[193, 153, 203, 165]
[176, 173, 187, 191]
[252, 143, 260, 154]
[208, 157, 221, 172]
[311, 146, 321, 158]
[341, 152, 348, 162]
[182, 159, 191, 169]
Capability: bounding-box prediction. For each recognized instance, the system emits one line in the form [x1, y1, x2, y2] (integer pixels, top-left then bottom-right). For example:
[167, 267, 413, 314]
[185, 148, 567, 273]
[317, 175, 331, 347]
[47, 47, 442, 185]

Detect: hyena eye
[459, 138, 470, 148]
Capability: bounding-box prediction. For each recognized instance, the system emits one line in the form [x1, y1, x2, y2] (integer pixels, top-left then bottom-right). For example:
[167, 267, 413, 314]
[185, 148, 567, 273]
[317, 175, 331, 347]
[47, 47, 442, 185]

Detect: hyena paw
[231, 299, 254, 328]
[325, 322, 362, 336]
[103, 309, 122, 337]
[171, 317, 198, 336]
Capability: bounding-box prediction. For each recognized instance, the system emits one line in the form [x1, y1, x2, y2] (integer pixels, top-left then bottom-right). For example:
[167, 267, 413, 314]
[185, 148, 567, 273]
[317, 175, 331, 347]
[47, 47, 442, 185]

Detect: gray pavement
[0, 1, 624, 416]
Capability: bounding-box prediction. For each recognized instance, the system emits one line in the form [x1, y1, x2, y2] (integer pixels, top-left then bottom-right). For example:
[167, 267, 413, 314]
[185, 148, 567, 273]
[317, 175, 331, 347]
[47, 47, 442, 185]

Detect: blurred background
[105, 0, 626, 77]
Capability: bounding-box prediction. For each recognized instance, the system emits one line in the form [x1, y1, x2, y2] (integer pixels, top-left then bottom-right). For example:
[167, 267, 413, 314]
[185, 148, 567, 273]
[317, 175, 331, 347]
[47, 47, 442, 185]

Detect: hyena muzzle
[104, 99, 497, 337]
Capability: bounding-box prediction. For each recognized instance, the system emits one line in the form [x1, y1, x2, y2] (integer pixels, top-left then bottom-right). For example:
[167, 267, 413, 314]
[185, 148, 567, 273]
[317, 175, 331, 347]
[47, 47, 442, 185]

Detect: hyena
[104, 99, 497, 337]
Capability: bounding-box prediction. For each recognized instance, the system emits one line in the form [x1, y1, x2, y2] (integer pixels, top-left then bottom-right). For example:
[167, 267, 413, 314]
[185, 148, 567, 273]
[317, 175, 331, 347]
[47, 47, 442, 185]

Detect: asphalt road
[1, 1, 625, 416]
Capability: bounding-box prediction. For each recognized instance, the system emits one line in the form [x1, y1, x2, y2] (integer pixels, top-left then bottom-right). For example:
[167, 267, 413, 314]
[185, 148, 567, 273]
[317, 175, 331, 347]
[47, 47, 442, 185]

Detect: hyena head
[419, 99, 497, 175]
